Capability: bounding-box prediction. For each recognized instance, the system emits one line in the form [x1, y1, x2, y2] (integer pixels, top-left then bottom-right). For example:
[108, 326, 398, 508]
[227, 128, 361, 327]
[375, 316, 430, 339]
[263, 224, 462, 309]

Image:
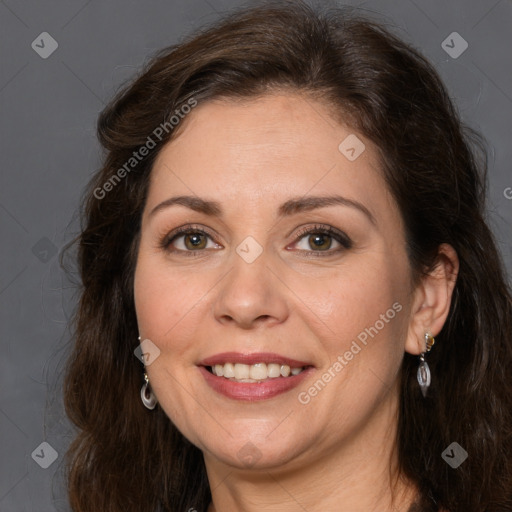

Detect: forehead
[145, 93, 397, 225]
[153, 93, 370, 171]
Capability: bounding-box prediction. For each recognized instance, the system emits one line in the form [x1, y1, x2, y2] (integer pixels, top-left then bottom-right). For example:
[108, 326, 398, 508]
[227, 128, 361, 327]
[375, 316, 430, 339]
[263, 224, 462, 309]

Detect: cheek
[289, 257, 409, 402]
[291, 261, 404, 337]
[133, 257, 208, 424]
[134, 254, 207, 342]
[297, 272, 407, 409]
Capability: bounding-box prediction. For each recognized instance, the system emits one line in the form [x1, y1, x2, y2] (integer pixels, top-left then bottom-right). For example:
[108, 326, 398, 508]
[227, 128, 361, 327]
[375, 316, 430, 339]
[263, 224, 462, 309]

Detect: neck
[205, 382, 420, 512]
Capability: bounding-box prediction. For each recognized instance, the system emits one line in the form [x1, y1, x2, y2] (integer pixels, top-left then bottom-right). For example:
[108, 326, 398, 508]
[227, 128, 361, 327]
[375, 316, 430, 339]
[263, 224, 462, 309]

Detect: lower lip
[198, 366, 314, 401]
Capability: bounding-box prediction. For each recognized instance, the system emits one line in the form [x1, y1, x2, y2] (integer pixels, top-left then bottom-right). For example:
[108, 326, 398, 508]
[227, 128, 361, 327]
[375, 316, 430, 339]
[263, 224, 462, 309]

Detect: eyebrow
[149, 194, 376, 225]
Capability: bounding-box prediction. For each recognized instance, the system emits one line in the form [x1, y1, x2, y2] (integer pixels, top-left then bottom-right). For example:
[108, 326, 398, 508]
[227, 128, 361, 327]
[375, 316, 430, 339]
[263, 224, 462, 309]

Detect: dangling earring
[417, 332, 435, 398]
[141, 372, 158, 409]
[137, 335, 157, 409]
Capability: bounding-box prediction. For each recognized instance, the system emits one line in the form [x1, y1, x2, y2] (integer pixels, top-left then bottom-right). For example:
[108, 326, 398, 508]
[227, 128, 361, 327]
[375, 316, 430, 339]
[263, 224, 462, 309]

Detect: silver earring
[141, 372, 157, 409]
[417, 332, 435, 398]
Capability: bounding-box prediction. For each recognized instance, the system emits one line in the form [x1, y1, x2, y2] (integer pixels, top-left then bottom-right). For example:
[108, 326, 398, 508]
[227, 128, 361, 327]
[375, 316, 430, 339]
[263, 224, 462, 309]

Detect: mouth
[198, 352, 315, 401]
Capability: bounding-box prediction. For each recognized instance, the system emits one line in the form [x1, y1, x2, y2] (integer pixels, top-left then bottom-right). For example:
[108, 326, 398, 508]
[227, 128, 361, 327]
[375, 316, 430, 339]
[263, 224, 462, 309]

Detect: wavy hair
[63, 1, 512, 510]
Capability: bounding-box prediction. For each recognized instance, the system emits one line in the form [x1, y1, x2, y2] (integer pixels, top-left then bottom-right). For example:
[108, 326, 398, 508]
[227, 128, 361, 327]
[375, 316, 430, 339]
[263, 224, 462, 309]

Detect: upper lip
[199, 352, 313, 368]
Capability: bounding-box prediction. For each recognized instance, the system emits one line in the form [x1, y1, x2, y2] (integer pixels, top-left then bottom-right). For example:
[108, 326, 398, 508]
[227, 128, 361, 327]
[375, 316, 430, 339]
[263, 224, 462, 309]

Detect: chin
[200, 431, 307, 471]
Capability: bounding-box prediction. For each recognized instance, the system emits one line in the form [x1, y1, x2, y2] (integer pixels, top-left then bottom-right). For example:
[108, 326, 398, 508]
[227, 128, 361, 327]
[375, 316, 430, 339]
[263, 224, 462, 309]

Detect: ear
[405, 243, 459, 355]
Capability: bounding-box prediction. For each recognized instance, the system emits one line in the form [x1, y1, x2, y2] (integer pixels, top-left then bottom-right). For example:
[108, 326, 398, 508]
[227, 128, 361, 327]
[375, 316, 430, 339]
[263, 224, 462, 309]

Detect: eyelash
[160, 223, 352, 257]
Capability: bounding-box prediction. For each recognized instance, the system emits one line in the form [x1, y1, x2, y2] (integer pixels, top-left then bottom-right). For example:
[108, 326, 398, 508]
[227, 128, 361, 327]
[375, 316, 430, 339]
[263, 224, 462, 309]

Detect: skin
[134, 92, 458, 511]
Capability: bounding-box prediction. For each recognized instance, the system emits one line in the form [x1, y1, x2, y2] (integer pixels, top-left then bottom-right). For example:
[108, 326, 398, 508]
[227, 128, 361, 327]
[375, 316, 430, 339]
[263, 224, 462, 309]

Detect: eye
[162, 226, 222, 254]
[160, 223, 351, 257]
[290, 224, 352, 255]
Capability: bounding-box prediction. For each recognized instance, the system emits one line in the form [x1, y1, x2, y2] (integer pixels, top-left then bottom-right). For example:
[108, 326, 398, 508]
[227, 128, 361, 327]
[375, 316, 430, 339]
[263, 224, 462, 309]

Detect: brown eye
[183, 232, 207, 250]
[307, 233, 332, 251]
[163, 227, 222, 254]
[291, 225, 352, 255]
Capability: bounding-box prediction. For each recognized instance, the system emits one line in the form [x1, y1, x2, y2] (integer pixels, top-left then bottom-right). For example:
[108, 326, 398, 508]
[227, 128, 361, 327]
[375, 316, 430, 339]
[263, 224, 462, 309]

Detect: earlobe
[405, 243, 459, 356]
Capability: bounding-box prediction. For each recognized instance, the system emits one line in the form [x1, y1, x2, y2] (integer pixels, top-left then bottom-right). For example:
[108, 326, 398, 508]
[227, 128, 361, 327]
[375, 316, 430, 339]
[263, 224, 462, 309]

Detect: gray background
[1, 0, 511, 510]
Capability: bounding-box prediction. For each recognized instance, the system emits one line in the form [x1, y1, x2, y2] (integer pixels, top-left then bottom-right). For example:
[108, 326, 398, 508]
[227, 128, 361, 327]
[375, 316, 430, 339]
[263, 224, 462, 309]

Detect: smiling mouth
[205, 362, 310, 382]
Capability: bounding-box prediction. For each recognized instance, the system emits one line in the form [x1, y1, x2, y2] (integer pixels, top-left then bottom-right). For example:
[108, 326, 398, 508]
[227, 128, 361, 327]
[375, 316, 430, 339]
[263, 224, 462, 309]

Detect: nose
[212, 250, 289, 330]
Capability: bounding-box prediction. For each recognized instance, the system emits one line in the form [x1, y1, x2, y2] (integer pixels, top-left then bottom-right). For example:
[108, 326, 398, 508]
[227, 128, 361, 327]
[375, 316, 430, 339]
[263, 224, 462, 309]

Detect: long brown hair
[63, 2, 512, 510]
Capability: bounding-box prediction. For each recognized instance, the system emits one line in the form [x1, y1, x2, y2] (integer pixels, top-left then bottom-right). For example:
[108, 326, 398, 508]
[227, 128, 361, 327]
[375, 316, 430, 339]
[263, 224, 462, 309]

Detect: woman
[63, 1, 512, 511]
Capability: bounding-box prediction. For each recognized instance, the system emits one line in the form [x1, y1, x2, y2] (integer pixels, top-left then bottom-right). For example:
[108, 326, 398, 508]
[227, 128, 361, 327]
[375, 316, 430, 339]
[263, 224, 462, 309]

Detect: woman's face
[134, 93, 417, 472]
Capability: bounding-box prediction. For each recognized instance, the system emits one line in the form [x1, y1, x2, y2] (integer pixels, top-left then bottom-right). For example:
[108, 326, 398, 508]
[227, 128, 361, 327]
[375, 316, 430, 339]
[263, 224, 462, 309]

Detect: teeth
[210, 362, 305, 381]
[223, 362, 235, 378]
[268, 363, 281, 378]
[234, 363, 250, 380]
[249, 363, 267, 380]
